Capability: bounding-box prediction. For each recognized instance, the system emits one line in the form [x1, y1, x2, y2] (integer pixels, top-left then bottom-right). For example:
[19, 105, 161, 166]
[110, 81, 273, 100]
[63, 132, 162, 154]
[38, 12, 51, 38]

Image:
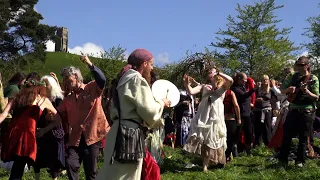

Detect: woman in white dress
[183, 67, 233, 172]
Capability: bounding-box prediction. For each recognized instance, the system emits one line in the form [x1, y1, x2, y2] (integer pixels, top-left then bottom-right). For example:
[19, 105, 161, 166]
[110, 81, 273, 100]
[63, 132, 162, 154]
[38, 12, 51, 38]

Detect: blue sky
[38, 0, 320, 66]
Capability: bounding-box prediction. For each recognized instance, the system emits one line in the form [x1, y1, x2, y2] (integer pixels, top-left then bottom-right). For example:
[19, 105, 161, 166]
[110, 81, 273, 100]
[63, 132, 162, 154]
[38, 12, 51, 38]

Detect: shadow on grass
[160, 158, 203, 174]
[231, 162, 262, 168]
[160, 148, 204, 174]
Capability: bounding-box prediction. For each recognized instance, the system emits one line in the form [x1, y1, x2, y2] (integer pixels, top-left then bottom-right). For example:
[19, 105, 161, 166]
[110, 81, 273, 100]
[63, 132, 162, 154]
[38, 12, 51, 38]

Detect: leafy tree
[304, 4, 320, 77]
[211, 0, 298, 80]
[0, 0, 58, 62]
[164, 49, 216, 88]
[100, 45, 127, 61]
[305, 3, 320, 57]
[156, 63, 178, 81]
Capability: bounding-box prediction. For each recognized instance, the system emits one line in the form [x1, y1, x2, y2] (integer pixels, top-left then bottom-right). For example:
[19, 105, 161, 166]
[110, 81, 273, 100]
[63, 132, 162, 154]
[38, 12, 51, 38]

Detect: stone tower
[55, 27, 68, 52]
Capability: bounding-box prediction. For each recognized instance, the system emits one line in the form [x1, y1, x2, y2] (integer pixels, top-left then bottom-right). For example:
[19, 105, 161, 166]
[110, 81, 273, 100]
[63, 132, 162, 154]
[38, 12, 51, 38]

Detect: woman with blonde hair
[33, 73, 65, 180]
[183, 66, 233, 171]
[253, 75, 273, 147]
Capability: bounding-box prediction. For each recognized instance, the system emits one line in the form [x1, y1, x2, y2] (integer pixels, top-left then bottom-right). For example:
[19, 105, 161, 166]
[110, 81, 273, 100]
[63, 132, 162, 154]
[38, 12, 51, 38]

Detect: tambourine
[152, 80, 180, 107]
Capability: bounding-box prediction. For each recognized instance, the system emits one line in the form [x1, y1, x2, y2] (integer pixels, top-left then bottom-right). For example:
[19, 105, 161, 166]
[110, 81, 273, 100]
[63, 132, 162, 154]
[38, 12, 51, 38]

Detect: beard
[142, 69, 152, 86]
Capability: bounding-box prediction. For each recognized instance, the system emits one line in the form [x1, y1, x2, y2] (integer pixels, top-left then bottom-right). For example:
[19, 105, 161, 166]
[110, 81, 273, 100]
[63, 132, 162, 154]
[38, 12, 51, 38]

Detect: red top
[1, 105, 42, 163]
[246, 77, 256, 107]
[223, 89, 235, 115]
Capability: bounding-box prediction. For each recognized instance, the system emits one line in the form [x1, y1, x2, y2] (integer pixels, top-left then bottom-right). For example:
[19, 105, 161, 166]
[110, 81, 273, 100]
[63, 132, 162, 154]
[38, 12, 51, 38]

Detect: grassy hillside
[38, 52, 85, 76]
[0, 52, 126, 85]
[36, 52, 125, 83]
[1, 52, 173, 86]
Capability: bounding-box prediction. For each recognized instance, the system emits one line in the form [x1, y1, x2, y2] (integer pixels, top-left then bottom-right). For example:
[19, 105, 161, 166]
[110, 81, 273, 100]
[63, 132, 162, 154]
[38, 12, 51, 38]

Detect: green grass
[1, 144, 320, 180]
[1, 52, 126, 85]
[160, 145, 320, 180]
[32, 52, 99, 78]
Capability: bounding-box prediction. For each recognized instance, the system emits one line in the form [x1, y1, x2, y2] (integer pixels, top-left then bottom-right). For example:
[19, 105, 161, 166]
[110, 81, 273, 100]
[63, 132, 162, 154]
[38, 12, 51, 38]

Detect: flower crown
[23, 80, 46, 88]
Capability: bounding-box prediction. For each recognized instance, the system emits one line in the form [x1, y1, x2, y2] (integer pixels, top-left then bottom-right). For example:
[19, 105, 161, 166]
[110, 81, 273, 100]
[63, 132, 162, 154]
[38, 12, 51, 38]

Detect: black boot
[246, 145, 252, 156]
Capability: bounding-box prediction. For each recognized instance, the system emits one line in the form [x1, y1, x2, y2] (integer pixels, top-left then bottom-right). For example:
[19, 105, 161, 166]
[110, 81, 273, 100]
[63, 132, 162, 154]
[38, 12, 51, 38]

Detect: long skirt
[268, 107, 289, 150]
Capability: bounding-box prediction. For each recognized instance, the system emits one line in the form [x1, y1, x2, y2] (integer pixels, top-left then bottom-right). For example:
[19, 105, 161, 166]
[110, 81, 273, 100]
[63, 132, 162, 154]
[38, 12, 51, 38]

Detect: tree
[165, 48, 216, 88]
[211, 0, 298, 80]
[100, 45, 127, 61]
[0, 0, 58, 62]
[305, 3, 320, 58]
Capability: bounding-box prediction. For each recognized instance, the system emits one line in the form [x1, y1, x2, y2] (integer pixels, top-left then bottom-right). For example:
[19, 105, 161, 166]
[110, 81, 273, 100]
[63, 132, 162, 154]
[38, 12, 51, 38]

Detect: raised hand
[50, 72, 57, 79]
[183, 74, 191, 86]
[50, 72, 59, 83]
[80, 51, 93, 66]
[190, 77, 199, 85]
[270, 79, 276, 87]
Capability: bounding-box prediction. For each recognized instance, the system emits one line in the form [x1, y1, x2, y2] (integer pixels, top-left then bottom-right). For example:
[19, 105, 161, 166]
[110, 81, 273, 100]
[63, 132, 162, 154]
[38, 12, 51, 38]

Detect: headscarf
[110, 49, 154, 108]
[117, 48, 153, 79]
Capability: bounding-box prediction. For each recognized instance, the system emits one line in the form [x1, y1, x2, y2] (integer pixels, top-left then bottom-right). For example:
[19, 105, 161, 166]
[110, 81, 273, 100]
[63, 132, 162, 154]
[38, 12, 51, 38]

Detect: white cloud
[46, 40, 55, 52]
[45, 42, 171, 65]
[68, 43, 104, 57]
[45, 41, 105, 58]
[155, 52, 169, 65]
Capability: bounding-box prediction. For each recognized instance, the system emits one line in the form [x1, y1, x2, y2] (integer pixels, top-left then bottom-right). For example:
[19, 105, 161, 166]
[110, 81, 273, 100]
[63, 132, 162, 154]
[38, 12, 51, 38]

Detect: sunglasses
[295, 63, 307, 67]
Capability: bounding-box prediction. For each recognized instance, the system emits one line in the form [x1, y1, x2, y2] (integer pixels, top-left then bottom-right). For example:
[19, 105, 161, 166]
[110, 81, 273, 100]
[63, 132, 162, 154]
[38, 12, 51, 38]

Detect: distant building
[55, 27, 68, 52]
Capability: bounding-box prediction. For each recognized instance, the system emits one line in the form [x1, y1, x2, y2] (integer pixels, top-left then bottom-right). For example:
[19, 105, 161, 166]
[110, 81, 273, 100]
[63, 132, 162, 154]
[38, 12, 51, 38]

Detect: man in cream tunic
[97, 49, 170, 180]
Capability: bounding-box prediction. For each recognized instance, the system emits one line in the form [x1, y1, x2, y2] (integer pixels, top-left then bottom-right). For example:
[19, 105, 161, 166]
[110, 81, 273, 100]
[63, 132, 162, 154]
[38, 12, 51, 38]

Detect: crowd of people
[168, 55, 320, 171]
[0, 48, 318, 180]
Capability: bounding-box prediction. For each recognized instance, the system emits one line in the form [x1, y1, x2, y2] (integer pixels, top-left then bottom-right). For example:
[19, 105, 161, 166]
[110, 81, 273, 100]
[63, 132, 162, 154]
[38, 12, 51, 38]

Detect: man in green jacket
[279, 56, 319, 167]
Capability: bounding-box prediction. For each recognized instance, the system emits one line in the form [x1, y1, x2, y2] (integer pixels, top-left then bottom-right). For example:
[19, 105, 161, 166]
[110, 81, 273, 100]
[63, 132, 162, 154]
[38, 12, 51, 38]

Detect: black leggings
[253, 110, 272, 146]
[225, 120, 237, 157]
[237, 116, 253, 145]
[34, 162, 61, 178]
[9, 156, 29, 180]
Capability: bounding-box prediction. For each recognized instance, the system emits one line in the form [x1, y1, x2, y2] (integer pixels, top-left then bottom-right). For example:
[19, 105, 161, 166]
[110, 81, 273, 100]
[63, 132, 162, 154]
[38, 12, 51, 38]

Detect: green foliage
[161, 145, 320, 180]
[156, 63, 178, 81]
[304, 5, 320, 78]
[162, 49, 216, 88]
[0, 50, 127, 87]
[211, 0, 298, 80]
[305, 5, 320, 57]
[0, 0, 58, 62]
[100, 44, 127, 61]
